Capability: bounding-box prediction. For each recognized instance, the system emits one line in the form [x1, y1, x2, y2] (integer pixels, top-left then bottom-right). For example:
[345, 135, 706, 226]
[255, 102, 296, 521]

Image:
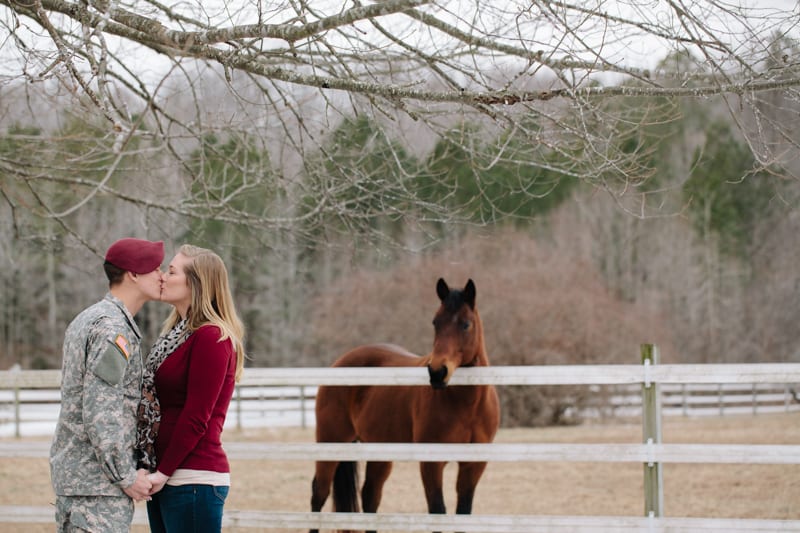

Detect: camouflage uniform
[50, 293, 144, 532]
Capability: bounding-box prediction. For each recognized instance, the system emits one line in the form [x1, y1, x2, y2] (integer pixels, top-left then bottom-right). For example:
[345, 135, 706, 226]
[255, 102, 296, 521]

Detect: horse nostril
[427, 364, 448, 388]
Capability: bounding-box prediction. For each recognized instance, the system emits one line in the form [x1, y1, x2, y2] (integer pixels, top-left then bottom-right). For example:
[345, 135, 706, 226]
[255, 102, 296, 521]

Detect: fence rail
[1, 358, 800, 531]
[3, 366, 798, 437]
[2, 439, 799, 464]
[4, 363, 800, 388]
[1, 506, 798, 532]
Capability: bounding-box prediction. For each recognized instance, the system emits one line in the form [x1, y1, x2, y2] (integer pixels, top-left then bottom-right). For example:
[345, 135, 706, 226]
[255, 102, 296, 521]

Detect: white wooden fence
[2, 368, 798, 437]
[1, 354, 800, 532]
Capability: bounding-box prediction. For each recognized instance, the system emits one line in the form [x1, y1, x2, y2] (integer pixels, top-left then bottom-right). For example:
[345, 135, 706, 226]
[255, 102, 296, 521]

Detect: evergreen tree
[683, 120, 777, 257]
[418, 122, 578, 227]
[299, 115, 420, 247]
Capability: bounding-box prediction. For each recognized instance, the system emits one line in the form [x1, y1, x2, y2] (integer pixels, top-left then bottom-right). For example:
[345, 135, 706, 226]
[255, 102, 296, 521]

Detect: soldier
[50, 237, 164, 532]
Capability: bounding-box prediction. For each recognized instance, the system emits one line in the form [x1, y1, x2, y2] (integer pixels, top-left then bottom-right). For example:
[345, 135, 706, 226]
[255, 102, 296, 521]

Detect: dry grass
[2, 412, 799, 532]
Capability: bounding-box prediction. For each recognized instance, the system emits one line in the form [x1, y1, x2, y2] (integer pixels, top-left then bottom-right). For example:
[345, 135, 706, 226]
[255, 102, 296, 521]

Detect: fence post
[300, 386, 307, 429]
[641, 344, 663, 518]
[681, 383, 688, 417]
[10, 365, 21, 439]
[786, 385, 791, 412]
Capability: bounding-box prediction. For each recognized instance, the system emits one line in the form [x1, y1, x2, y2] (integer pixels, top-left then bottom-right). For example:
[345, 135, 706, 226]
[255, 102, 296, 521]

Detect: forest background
[1, 1, 799, 426]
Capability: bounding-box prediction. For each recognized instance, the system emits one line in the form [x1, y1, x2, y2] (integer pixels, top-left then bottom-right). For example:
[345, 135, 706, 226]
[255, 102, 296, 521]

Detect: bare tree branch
[1, 0, 799, 242]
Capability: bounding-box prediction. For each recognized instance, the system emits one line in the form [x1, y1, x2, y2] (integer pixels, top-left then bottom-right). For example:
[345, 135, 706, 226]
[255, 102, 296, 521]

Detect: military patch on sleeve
[93, 339, 129, 386]
[113, 334, 131, 360]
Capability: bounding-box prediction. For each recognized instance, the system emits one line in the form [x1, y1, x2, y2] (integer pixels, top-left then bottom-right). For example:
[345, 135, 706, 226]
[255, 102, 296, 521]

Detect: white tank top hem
[166, 468, 231, 487]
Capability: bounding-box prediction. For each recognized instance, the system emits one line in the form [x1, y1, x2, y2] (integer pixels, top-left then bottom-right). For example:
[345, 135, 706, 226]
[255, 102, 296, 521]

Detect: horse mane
[472, 307, 490, 367]
[442, 289, 468, 313]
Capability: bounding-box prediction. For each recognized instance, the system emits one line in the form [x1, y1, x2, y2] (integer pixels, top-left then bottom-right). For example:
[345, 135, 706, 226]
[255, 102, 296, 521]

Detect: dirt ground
[2, 412, 798, 532]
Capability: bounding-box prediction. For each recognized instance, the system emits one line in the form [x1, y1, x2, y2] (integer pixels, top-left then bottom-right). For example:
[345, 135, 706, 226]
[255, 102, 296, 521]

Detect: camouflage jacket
[50, 293, 144, 496]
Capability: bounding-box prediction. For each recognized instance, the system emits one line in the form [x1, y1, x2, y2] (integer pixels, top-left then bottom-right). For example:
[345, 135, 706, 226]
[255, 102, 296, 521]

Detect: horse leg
[450, 461, 488, 533]
[362, 461, 393, 533]
[419, 461, 447, 533]
[455, 461, 487, 514]
[310, 460, 337, 533]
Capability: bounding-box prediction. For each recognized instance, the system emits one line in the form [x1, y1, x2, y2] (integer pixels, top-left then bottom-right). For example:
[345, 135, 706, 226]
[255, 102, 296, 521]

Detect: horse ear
[463, 279, 476, 308]
[436, 278, 450, 301]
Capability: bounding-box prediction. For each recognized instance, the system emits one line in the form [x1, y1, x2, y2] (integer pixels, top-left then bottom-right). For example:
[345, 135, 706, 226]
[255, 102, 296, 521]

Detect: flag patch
[114, 334, 130, 359]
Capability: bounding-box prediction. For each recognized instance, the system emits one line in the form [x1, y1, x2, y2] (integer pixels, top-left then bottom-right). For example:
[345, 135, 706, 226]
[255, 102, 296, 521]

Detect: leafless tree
[3, 0, 800, 368]
[1, 0, 799, 240]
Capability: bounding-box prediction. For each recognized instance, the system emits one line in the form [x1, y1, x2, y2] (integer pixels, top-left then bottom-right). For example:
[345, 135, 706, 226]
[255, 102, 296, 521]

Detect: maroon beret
[104, 238, 164, 274]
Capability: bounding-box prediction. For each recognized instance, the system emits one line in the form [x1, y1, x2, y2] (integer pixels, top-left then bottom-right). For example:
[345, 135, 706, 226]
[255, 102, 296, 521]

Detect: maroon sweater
[154, 324, 236, 477]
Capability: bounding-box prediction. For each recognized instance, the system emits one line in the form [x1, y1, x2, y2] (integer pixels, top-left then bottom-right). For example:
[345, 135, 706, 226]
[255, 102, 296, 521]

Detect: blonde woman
[136, 244, 245, 533]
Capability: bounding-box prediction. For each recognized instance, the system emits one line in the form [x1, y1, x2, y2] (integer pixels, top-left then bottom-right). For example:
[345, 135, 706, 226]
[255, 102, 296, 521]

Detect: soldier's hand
[123, 469, 153, 501]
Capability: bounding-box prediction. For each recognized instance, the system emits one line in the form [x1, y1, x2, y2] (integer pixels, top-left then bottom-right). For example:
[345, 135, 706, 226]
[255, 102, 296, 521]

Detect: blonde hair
[161, 244, 246, 382]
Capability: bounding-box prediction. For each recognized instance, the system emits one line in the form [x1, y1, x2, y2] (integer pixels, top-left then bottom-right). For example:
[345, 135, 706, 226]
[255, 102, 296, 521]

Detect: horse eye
[461, 321, 470, 331]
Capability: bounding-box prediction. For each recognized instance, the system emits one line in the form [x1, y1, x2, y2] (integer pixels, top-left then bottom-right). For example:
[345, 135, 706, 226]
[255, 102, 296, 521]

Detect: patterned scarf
[136, 318, 189, 472]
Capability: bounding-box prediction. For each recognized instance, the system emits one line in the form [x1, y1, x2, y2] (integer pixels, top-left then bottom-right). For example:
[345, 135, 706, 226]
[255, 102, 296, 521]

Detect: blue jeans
[147, 484, 229, 533]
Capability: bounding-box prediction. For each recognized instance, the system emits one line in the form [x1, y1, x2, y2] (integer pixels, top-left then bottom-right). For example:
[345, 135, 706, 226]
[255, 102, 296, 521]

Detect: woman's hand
[147, 470, 169, 495]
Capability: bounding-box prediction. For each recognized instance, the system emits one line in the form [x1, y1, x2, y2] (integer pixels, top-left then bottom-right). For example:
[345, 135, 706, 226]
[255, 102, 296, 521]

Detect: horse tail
[332, 461, 360, 513]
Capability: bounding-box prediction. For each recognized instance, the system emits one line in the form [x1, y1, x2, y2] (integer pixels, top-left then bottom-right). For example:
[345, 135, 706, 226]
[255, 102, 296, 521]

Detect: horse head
[427, 278, 486, 389]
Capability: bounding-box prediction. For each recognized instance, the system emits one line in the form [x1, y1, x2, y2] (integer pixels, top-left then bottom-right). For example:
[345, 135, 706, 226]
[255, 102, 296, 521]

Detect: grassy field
[2, 412, 798, 532]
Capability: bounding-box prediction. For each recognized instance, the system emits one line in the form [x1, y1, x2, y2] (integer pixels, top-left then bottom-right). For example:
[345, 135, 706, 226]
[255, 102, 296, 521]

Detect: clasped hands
[123, 469, 169, 502]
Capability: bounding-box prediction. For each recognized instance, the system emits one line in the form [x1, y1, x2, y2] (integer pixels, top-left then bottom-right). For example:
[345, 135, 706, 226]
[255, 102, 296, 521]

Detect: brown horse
[310, 278, 500, 533]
